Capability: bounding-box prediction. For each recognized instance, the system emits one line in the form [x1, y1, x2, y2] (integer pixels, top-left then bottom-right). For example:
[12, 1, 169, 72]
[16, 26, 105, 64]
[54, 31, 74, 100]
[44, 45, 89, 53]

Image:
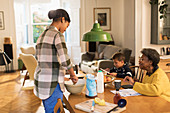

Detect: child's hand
[105, 68, 110, 72]
[109, 73, 117, 77]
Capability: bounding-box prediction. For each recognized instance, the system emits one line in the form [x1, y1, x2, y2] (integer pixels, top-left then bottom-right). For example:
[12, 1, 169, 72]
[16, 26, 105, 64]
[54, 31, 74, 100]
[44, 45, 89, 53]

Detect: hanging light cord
[95, 0, 97, 8]
[95, 0, 98, 23]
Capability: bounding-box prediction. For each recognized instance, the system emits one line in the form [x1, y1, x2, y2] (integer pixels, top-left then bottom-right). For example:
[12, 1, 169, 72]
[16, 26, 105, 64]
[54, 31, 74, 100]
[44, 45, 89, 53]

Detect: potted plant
[149, 0, 168, 19]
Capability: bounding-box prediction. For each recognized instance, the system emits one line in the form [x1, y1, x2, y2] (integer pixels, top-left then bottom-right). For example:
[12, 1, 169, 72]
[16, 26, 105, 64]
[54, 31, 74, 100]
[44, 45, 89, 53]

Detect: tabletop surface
[64, 74, 170, 113]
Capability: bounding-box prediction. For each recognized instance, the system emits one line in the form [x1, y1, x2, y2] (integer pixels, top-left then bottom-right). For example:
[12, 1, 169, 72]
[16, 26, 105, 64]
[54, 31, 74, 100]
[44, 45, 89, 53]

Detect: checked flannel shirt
[33, 26, 73, 100]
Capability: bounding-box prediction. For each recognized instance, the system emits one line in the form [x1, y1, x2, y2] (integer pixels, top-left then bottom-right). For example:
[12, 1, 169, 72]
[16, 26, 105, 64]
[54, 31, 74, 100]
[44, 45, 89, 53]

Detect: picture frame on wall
[94, 7, 111, 31]
[0, 11, 5, 30]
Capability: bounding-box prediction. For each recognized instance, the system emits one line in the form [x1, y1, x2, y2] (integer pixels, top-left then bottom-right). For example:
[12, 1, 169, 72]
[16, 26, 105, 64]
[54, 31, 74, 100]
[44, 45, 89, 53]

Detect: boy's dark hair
[48, 9, 71, 22]
[141, 48, 160, 67]
[112, 52, 125, 62]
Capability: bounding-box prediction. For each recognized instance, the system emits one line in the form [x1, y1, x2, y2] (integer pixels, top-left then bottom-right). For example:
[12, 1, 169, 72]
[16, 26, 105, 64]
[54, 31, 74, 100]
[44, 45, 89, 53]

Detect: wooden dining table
[64, 76, 170, 113]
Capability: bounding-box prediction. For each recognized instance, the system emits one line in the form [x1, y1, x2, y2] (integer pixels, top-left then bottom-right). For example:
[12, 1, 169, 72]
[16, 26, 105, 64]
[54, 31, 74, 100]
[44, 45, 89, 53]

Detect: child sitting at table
[105, 52, 132, 78]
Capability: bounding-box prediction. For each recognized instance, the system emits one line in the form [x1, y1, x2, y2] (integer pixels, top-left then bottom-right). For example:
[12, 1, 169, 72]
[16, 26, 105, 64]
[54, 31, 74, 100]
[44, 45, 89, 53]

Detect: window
[14, 0, 81, 64]
[14, 0, 62, 45]
[31, 5, 51, 43]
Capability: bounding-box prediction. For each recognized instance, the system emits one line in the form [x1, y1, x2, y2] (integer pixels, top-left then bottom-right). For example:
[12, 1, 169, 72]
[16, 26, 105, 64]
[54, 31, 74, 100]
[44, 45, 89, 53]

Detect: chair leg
[22, 71, 28, 86]
[63, 95, 75, 113]
[21, 64, 26, 73]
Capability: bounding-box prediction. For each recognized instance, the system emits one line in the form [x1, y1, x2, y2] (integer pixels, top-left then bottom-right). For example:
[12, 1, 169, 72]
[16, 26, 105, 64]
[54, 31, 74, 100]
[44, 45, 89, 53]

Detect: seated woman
[124, 48, 170, 102]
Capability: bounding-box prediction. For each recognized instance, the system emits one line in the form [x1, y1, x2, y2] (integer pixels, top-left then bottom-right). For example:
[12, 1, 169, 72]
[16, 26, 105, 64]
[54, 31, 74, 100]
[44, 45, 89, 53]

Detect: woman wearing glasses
[124, 48, 170, 102]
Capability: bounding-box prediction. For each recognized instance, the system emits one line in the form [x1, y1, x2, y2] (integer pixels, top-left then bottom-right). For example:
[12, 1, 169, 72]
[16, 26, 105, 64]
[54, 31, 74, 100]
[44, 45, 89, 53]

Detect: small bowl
[64, 79, 85, 94]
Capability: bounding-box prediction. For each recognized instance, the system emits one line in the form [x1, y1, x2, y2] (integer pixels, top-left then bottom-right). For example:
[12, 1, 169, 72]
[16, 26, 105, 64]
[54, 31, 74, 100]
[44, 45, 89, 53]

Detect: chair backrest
[54, 98, 65, 113]
[54, 95, 75, 113]
[130, 66, 147, 83]
[119, 48, 132, 64]
[19, 53, 37, 80]
[20, 46, 36, 55]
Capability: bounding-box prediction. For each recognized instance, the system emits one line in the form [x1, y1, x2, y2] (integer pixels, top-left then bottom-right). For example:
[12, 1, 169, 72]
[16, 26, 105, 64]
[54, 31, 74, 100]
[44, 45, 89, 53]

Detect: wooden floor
[0, 71, 44, 113]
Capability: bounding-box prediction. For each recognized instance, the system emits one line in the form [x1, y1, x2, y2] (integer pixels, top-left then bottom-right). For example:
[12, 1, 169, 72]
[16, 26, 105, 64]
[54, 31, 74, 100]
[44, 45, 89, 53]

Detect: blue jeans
[42, 83, 63, 113]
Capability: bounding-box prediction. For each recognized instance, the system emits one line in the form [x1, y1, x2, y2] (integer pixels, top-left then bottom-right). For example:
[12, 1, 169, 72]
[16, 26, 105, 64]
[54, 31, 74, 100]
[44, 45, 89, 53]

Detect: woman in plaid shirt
[34, 9, 78, 113]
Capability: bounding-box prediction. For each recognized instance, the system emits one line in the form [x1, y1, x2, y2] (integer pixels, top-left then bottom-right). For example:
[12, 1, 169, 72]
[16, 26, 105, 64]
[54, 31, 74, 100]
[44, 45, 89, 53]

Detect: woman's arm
[133, 73, 163, 96]
[55, 33, 78, 84]
[55, 33, 73, 70]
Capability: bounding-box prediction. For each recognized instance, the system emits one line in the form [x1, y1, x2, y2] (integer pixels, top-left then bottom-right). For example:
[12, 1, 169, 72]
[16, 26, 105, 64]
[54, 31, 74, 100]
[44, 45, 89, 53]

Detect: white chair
[19, 53, 37, 89]
[20, 46, 36, 55]
[19, 46, 36, 72]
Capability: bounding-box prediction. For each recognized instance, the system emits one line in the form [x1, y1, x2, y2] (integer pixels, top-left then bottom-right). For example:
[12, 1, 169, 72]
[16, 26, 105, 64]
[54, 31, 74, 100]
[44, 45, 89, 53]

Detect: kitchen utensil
[100, 68, 110, 75]
[91, 100, 95, 112]
[107, 99, 127, 113]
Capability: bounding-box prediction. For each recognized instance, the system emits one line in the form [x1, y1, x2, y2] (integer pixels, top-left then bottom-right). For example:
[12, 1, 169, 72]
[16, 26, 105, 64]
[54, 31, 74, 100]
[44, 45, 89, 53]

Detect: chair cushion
[98, 44, 107, 54]
[83, 52, 95, 61]
[103, 45, 120, 59]
[91, 65, 98, 72]
[82, 60, 98, 67]
[99, 52, 104, 59]
[119, 48, 132, 63]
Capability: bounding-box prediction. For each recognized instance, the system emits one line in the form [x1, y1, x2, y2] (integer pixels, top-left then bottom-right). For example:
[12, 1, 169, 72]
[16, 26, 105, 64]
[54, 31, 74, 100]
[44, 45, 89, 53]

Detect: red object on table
[113, 90, 122, 104]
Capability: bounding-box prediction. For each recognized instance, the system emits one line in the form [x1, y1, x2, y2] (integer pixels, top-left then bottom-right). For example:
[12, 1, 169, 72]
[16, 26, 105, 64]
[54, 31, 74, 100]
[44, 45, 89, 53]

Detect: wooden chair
[54, 95, 75, 113]
[54, 98, 65, 113]
[19, 53, 37, 89]
[130, 66, 147, 83]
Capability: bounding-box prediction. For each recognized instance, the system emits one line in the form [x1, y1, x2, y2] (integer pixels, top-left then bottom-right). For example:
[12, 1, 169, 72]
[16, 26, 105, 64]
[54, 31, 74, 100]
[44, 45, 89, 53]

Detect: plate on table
[104, 75, 115, 84]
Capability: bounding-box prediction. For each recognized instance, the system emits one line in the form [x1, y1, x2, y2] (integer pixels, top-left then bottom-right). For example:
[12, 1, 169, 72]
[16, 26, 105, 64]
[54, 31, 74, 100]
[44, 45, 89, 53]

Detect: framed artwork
[0, 11, 5, 30]
[94, 8, 111, 31]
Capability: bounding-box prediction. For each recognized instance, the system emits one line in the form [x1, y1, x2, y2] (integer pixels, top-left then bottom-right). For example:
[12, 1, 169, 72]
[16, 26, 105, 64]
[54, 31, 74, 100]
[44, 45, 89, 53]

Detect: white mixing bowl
[64, 79, 85, 94]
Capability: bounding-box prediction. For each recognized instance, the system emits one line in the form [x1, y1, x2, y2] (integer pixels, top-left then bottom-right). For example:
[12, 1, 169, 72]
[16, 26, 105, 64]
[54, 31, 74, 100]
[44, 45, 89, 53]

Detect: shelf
[160, 55, 170, 59]
[163, 26, 170, 28]
[151, 3, 170, 45]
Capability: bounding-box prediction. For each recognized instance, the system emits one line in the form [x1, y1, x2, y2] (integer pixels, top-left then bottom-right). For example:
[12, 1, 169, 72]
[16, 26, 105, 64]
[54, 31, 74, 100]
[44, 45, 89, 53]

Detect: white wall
[123, 0, 135, 56]
[0, 0, 17, 71]
[80, 0, 125, 51]
[135, 0, 170, 65]
[0, 0, 135, 71]
[80, 0, 135, 56]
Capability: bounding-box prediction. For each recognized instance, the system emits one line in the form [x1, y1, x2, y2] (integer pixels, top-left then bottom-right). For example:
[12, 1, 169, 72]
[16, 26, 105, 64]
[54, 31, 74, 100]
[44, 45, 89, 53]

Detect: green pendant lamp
[82, 20, 112, 42]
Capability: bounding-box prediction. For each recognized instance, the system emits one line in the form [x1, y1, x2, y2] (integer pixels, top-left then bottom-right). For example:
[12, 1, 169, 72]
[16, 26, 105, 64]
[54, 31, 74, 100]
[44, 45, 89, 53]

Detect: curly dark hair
[141, 48, 160, 67]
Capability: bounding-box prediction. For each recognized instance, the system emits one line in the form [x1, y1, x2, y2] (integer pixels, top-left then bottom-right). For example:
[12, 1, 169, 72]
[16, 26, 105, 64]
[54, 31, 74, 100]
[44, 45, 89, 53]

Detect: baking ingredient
[94, 97, 106, 106]
[98, 99, 105, 106]
[94, 97, 101, 104]
[97, 70, 104, 93]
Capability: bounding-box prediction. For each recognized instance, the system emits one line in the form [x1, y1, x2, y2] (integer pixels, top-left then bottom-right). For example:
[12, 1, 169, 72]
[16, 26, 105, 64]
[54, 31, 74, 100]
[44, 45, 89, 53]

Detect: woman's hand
[123, 76, 134, 85]
[64, 77, 70, 81]
[70, 75, 78, 84]
[68, 67, 78, 84]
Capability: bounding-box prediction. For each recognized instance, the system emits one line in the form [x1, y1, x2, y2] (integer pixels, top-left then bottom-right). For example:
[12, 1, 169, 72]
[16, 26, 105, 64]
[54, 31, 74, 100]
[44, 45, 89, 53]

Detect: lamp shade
[82, 21, 112, 42]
